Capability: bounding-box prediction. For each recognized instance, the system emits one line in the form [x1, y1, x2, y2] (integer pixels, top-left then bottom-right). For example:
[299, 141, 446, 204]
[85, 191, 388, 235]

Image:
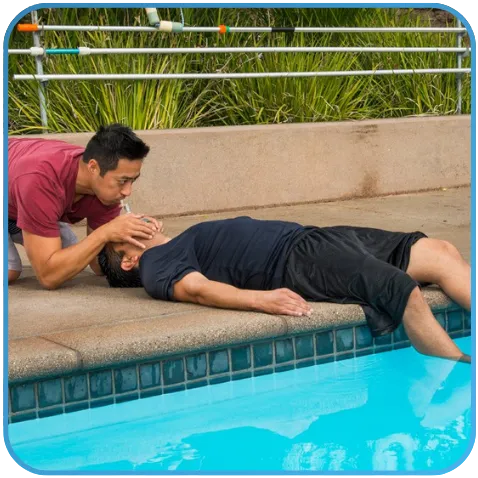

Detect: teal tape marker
[46, 48, 80, 55]
[171, 22, 184, 33]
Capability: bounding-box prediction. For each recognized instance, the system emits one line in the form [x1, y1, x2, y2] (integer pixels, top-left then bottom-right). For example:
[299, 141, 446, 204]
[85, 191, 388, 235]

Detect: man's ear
[120, 255, 139, 271]
[87, 159, 101, 176]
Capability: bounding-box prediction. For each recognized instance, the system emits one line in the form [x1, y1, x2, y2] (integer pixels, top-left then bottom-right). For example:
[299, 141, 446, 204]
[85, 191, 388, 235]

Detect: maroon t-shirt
[8, 137, 120, 238]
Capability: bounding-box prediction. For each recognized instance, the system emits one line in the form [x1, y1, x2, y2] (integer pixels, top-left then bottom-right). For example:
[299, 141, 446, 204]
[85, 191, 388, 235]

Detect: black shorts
[283, 226, 428, 337]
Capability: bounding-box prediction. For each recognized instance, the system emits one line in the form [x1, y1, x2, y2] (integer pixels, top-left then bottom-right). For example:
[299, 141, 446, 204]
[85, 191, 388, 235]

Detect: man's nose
[121, 182, 133, 197]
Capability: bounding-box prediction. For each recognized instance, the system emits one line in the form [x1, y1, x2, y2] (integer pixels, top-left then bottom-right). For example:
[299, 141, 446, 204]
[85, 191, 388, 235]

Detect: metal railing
[14, 24, 469, 33]
[9, 12, 471, 130]
[9, 46, 470, 55]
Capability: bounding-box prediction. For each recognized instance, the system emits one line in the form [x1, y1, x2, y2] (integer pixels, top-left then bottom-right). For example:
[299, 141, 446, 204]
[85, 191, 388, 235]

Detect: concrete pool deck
[8, 186, 471, 383]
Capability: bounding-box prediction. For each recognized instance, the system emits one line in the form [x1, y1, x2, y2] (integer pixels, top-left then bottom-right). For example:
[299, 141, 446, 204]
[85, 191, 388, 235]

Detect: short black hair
[83, 123, 150, 176]
[98, 244, 143, 288]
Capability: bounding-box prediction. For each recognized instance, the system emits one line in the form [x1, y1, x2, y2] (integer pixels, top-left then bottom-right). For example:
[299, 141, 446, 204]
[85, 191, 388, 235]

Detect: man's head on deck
[98, 229, 170, 287]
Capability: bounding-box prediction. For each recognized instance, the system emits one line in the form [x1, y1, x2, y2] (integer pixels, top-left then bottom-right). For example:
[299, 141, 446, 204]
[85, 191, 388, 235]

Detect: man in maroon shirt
[8, 123, 160, 289]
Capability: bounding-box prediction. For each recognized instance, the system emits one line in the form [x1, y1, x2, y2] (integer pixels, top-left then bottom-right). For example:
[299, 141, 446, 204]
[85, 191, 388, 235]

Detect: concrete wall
[35, 116, 471, 216]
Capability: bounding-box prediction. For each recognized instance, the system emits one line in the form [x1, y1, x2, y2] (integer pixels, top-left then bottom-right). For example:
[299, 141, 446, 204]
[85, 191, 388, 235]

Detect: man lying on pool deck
[98, 216, 471, 364]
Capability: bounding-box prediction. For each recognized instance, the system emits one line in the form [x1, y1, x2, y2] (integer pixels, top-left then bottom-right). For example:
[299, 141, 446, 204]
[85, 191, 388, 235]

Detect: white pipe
[8, 46, 471, 55]
[144, 8, 160, 27]
[33, 25, 467, 33]
[225, 27, 467, 33]
[14, 68, 472, 81]
[457, 19, 464, 114]
[9, 49, 33, 54]
[31, 11, 48, 129]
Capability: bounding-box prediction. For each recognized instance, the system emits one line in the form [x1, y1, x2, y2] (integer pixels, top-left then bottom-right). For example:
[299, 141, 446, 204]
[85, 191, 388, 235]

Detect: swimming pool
[8, 337, 472, 473]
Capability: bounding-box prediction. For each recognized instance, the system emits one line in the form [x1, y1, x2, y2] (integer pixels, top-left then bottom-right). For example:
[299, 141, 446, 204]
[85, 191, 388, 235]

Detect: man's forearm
[175, 273, 312, 317]
[30, 227, 108, 289]
[195, 280, 260, 312]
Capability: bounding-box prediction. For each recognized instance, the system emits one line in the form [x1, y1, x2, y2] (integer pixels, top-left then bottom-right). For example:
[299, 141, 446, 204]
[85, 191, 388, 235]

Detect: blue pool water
[8, 337, 473, 472]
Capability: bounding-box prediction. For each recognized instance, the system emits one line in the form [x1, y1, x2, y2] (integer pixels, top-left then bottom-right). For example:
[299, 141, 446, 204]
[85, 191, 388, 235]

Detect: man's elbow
[37, 274, 62, 290]
[174, 276, 207, 303]
[194, 287, 212, 305]
[190, 282, 217, 306]
[39, 280, 60, 291]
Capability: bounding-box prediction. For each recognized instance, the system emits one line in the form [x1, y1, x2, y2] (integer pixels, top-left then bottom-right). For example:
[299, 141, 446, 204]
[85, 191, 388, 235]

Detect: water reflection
[137, 355, 471, 471]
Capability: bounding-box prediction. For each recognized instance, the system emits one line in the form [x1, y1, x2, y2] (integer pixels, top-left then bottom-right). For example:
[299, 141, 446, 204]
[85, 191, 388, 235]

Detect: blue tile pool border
[8, 305, 471, 423]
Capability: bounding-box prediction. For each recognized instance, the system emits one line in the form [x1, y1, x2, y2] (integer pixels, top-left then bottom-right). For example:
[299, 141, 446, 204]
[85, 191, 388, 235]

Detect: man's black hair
[98, 244, 143, 288]
[83, 123, 150, 176]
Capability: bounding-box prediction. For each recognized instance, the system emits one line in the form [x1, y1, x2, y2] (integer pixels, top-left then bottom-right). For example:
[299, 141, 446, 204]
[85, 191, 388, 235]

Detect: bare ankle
[459, 354, 471, 364]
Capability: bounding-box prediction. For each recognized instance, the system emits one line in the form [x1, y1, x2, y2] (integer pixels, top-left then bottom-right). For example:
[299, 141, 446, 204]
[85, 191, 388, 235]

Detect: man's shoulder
[193, 216, 253, 229]
[9, 136, 84, 152]
[9, 136, 71, 144]
[9, 137, 83, 176]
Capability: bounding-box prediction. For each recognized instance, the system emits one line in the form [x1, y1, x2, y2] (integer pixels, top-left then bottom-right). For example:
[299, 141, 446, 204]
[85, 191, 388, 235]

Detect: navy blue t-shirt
[139, 216, 305, 301]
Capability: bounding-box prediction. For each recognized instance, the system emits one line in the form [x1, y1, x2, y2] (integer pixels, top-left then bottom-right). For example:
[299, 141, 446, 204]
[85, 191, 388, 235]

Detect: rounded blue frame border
[2, 2, 476, 475]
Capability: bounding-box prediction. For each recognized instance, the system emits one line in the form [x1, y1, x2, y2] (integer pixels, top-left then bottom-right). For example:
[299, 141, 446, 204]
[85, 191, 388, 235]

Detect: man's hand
[173, 273, 313, 318]
[101, 213, 162, 249]
[22, 214, 164, 290]
[256, 288, 313, 317]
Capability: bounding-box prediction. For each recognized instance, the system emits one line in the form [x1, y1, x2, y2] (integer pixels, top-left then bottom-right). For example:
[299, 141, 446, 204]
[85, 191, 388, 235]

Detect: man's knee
[8, 234, 23, 278]
[405, 285, 426, 311]
[409, 238, 464, 283]
[8, 269, 22, 284]
[420, 238, 461, 260]
[438, 240, 462, 260]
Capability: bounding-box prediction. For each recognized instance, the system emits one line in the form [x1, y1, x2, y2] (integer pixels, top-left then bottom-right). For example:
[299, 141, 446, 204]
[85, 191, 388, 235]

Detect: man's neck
[76, 159, 94, 195]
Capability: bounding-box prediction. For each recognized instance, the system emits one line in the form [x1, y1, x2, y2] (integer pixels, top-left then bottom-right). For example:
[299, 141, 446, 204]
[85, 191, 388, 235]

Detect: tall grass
[7, 8, 471, 133]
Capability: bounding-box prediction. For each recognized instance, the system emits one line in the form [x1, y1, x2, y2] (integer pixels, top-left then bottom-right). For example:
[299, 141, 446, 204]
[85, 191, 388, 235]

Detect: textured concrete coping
[8, 288, 456, 383]
[8, 188, 470, 383]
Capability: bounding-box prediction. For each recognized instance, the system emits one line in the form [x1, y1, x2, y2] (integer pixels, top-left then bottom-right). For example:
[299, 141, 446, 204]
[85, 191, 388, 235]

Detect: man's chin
[100, 199, 122, 207]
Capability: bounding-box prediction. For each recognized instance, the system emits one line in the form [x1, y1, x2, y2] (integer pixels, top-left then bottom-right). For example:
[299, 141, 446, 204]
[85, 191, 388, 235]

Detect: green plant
[7, 7, 471, 133]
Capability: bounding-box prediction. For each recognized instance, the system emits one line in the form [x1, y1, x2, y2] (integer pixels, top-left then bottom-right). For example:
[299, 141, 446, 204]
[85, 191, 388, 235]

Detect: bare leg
[403, 287, 470, 363]
[404, 238, 471, 363]
[407, 238, 470, 310]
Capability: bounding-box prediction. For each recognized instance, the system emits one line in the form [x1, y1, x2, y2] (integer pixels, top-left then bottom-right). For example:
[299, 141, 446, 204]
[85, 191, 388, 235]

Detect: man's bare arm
[23, 214, 158, 290]
[24, 229, 112, 289]
[173, 271, 313, 316]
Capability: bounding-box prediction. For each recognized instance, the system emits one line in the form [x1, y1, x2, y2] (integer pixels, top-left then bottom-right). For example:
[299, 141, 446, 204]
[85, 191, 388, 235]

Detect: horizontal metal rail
[8, 46, 471, 56]
[16, 24, 468, 34]
[14, 68, 471, 81]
